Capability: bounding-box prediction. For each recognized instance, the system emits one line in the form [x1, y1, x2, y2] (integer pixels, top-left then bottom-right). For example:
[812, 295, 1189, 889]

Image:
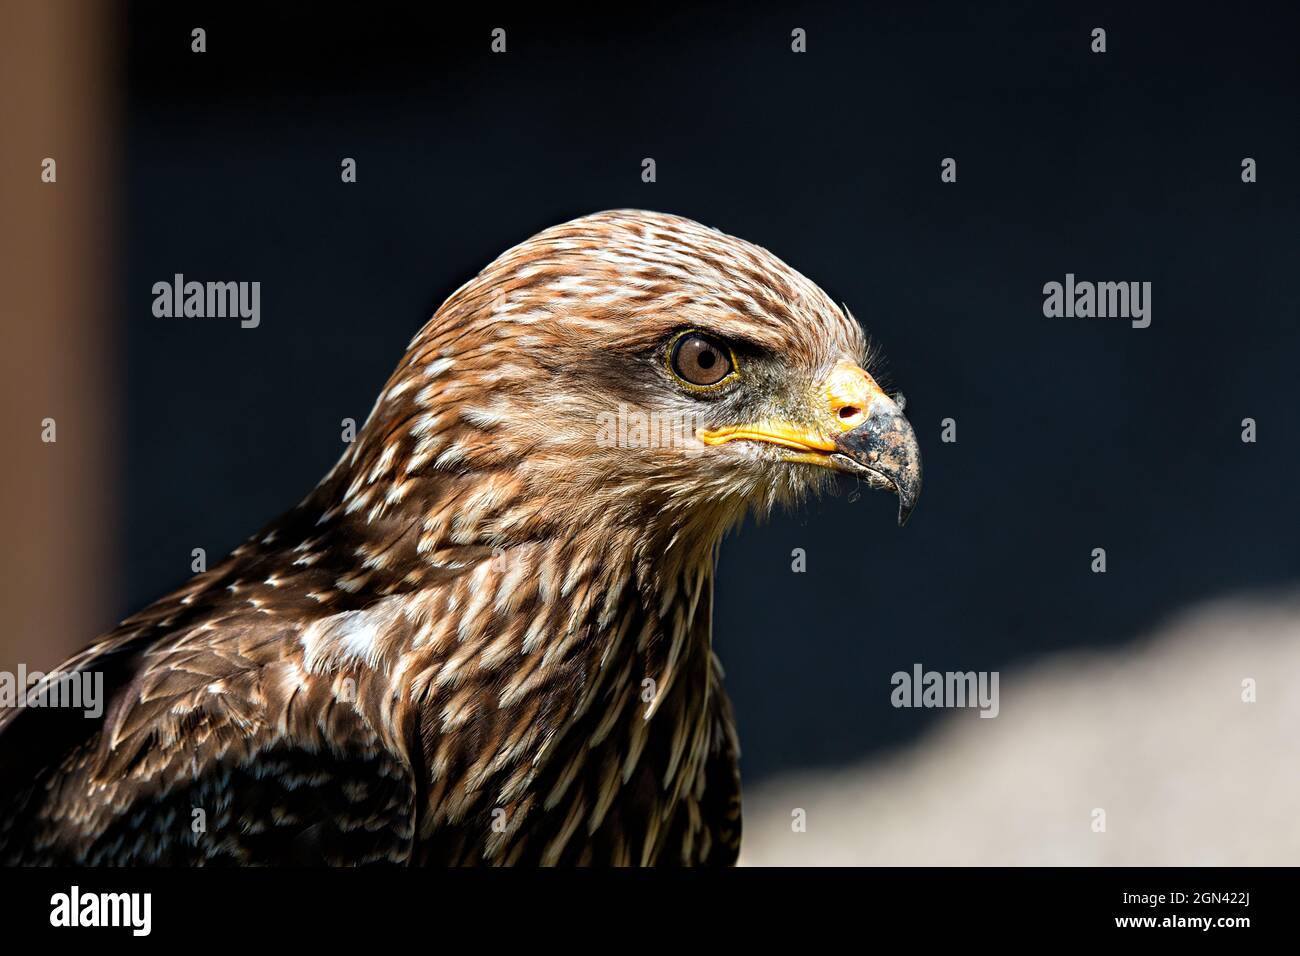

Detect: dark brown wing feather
[0, 610, 421, 865]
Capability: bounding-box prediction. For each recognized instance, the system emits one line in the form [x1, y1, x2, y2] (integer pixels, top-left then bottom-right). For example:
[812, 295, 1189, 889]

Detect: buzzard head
[352, 210, 921, 573]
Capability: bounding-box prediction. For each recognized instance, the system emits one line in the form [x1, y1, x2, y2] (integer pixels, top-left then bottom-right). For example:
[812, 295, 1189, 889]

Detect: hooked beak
[699, 360, 922, 526]
[831, 394, 922, 526]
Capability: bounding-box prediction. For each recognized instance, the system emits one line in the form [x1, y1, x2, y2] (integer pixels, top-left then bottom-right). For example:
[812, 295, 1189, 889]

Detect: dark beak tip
[835, 404, 922, 528]
[894, 480, 920, 527]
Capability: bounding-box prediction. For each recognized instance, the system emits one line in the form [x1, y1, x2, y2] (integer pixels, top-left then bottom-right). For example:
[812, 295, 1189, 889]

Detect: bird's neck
[219, 458, 734, 861]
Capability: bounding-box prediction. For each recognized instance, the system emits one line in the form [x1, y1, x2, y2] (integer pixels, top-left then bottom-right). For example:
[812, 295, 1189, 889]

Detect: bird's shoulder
[0, 512, 472, 864]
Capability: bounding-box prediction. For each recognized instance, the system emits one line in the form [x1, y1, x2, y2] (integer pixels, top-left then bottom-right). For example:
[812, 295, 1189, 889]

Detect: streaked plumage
[0, 210, 919, 865]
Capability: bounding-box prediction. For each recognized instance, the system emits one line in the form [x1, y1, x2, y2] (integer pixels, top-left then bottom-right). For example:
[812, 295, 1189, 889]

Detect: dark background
[116, 1, 1299, 783]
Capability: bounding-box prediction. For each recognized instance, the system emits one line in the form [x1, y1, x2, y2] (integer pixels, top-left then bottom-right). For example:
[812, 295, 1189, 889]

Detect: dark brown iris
[671, 332, 732, 386]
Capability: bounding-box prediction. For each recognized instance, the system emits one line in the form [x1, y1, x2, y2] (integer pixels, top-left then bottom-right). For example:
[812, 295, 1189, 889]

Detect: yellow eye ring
[665, 329, 741, 393]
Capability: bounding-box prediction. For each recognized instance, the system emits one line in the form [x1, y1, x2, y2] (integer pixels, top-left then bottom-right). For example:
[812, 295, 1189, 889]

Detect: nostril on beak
[823, 360, 882, 430]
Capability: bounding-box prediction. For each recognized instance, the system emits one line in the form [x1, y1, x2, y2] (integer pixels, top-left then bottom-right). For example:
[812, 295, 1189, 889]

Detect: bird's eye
[669, 332, 735, 388]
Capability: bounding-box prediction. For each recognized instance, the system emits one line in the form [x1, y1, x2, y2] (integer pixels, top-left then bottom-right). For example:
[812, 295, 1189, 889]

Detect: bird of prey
[0, 210, 920, 865]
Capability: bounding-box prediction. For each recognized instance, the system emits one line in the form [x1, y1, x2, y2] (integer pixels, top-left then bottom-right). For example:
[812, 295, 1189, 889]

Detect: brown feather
[0, 210, 874, 865]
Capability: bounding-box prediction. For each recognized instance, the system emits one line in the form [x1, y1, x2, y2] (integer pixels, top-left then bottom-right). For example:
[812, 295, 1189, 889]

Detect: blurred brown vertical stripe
[0, 0, 116, 673]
